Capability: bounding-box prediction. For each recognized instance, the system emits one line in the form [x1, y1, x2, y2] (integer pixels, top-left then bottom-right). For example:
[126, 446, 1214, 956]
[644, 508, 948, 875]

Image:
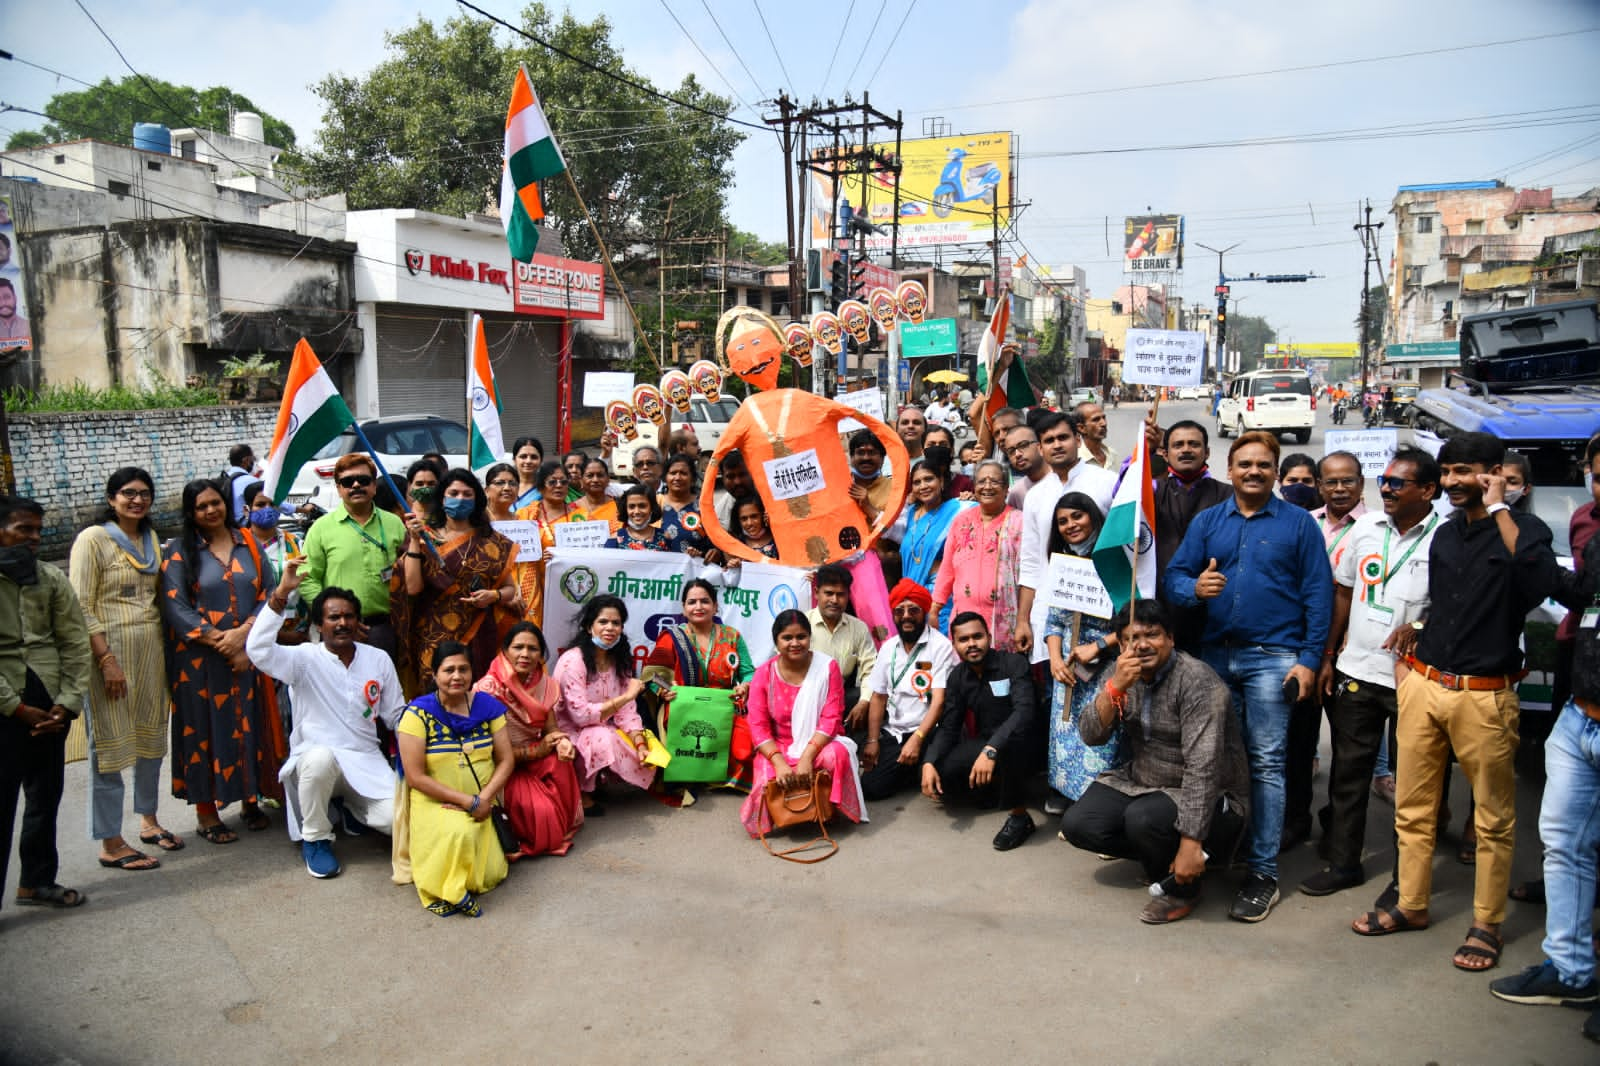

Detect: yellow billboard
[807, 132, 1014, 251]
[1264, 343, 1359, 360]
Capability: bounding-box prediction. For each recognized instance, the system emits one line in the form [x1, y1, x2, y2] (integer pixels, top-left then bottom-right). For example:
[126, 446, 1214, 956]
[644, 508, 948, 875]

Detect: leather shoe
[1299, 865, 1365, 897]
[992, 813, 1036, 851]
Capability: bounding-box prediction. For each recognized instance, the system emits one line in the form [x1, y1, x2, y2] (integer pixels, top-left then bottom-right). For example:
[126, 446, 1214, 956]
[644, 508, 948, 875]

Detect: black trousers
[1324, 676, 1400, 876]
[0, 670, 67, 905]
[1284, 693, 1324, 833]
[860, 730, 922, 801]
[1060, 782, 1245, 889]
[931, 737, 1027, 810]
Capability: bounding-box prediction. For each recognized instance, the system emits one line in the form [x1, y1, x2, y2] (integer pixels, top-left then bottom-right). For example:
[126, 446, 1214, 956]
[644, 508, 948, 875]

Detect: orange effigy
[698, 389, 908, 565]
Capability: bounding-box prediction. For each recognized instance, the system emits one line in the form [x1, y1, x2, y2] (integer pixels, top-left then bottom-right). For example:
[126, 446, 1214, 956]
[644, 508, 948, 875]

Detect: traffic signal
[850, 259, 868, 300]
[830, 259, 848, 304]
[1216, 297, 1228, 349]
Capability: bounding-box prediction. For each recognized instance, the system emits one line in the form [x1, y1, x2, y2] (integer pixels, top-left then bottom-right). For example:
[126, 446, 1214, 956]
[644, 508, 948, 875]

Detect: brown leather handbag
[760, 769, 837, 863]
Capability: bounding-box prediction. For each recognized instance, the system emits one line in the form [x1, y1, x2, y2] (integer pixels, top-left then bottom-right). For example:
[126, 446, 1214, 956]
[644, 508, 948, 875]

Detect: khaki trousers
[1394, 669, 1519, 925]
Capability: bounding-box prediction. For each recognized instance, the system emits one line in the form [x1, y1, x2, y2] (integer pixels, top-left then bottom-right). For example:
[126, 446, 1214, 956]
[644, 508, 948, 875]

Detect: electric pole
[1354, 201, 1385, 404]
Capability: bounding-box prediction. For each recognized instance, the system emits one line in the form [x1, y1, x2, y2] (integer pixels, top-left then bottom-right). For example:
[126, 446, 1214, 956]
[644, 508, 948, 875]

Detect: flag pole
[562, 170, 661, 372]
[348, 420, 439, 561]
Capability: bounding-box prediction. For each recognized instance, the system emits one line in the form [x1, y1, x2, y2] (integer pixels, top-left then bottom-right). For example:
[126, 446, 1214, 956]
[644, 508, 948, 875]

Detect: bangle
[406, 551, 425, 559]
[97, 653, 116, 668]
[468, 795, 481, 813]
[913, 728, 927, 741]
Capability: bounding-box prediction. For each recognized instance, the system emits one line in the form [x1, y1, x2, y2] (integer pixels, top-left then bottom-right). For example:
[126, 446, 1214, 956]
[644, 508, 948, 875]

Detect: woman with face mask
[603, 485, 678, 552]
[552, 595, 657, 812]
[394, 469, 519, 695]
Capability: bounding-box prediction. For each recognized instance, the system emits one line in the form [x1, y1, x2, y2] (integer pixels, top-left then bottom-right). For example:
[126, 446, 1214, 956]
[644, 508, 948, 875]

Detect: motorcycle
[1331, 399, 1348, 425]
[931, 148, 1002, 219]
[1363, 403, 1382, 428]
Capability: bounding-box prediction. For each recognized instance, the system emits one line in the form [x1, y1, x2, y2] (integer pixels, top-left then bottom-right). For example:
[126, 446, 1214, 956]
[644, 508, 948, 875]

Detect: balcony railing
[1439, 234, 1543, 261]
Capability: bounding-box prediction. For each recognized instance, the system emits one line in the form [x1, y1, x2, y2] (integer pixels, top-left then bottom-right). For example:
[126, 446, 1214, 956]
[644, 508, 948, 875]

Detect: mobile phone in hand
[1282, 676, 1301, 705]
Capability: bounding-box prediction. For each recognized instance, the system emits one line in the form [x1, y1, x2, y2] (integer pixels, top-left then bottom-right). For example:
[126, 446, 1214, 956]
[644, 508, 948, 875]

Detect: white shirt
[866, 627, 957, 738]
[1332, 510, 1440, 688]
[247, 604, 404, 835]
[1017, 462, 1117, 661]
[925, 402, 956, 429]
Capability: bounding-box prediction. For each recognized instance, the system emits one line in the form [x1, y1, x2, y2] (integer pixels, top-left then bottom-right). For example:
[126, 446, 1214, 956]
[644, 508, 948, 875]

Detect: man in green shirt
[299, 453, 405, 659]
[0, 494, 91, 910]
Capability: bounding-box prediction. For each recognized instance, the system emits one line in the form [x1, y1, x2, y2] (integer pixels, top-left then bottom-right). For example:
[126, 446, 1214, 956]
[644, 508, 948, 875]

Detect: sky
[6, 0, 1600, 343]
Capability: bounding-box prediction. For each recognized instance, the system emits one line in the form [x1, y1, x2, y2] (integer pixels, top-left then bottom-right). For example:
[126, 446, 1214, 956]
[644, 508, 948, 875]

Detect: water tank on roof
[231, 112, 265, 143]
[132, 122, 171, 155]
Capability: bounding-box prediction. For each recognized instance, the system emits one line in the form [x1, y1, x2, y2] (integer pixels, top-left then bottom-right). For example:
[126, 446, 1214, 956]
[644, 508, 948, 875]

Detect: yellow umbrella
[924, 369, 969, 384]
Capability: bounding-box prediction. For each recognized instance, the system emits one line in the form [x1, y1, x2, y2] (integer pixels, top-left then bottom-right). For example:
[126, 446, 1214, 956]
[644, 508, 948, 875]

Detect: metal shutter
[480, 313, 560, 450]
[375, 307, 467, 418]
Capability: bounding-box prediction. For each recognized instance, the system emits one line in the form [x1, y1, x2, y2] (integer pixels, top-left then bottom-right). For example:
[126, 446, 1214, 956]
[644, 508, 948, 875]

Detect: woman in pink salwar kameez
[552, 595, 656, 813]
[739, 610, 868, 837]
[931, 461, 1022, 646]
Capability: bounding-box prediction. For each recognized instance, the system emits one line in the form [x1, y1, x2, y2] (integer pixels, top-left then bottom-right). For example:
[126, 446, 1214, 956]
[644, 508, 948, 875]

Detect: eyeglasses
[1320, 478, 1360, 489]
[635, 458, 661, 467]
[974, 476, 1007, 487]
[337, 475, 375, 489]
[1377, 476, 1418, 491]
[1004, 440, 1037, 454]
[487, 479, 518, 489]
[116, 488, 153, 501]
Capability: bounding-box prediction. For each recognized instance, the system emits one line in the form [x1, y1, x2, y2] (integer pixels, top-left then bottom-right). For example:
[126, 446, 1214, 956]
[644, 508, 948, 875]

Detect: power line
[840, 0, 889, 92]
[4, 55, 99, 91]
[819, 0, 858, 97]
[930, 26, 1600, 113]
[863, 0, 918, 92]
[656, 0, 756, 115]
[453, 0, 768, 132]
[1502, 130, 1600, 179]
[751, 0, 795, 93]
[698, 0, 768, 100]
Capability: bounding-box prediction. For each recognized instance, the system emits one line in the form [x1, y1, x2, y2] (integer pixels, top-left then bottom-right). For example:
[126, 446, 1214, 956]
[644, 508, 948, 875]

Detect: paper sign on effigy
[1045, 552, 1114, 619]
[764, 448, 827, 501]
[1122, 329, 1206, 387]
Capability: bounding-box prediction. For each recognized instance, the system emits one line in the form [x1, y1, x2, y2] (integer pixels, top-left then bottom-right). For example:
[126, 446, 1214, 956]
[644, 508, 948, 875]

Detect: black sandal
[240, 805, 270, 832]
[195, 822, 239, 845]
[138, 829, 185, 852]
[98, 850, 159, 871]
[1352, 904, 1428, 936]
[16, 883, 87, 908]
[1452, 926, 1502, 972]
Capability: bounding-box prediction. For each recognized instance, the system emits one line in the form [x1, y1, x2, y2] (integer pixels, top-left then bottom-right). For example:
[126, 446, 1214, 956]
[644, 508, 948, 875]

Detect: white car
[1216, 370, 1316, 444]
[611, 396, 740, 476]
[287, 414, 474, 514]
[1177, 385, 1208, 401]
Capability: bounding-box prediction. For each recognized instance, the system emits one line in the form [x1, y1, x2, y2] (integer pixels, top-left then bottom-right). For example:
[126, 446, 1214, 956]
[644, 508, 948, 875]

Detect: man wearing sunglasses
[1302, 447, 1439, 901]
[299, 454, 406, 659]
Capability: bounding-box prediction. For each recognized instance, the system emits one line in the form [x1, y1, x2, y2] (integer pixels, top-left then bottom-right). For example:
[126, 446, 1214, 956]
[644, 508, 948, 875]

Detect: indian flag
[468, 313, 505, 469]
[1091, 426, 1157, 612]
[976, 288, 1035, 420]
[500, 64, 566, 262]
[261, 338, 355, 505]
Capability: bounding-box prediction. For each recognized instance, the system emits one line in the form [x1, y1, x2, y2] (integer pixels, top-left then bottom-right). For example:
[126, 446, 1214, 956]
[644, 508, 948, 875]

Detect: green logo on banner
[561, 566, 598, 605]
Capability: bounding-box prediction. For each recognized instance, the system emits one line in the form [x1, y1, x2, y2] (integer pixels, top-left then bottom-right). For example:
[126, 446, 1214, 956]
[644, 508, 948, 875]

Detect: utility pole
[1354, 201, 1385, 405]
[1196, 241, 1239, 378]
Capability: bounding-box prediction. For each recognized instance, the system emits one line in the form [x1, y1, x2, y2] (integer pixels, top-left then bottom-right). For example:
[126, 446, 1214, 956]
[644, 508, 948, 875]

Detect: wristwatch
[1094, 636, 1109, 653]
[983, 746, 998, 760]
[1411, 620, 1425, 632]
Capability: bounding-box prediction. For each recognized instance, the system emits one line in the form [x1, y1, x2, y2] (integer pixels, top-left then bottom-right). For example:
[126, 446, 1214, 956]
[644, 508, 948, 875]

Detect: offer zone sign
[514, 254, 606, 319]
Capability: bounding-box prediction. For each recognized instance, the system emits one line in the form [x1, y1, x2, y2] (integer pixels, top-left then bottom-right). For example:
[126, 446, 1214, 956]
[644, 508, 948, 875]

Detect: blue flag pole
[348, 420, 439, 560]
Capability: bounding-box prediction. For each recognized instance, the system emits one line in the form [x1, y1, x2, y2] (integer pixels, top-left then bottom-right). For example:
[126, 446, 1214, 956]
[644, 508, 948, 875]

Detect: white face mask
[628, 514, 651, 531]
[1504, 486, 1525, 505]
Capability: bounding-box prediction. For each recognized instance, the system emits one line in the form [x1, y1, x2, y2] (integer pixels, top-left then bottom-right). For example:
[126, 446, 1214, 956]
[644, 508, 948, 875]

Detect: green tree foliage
[1231, 313, 1279, 373]
[1355, 283, 1387, 344]
[305, 3, 744, 276]
[727, 227, 789, 266]
[4, 77, 296, 152]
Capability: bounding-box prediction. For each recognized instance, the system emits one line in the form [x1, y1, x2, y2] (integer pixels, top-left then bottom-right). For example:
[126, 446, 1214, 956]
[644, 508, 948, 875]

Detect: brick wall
[10, 405, 280, 558]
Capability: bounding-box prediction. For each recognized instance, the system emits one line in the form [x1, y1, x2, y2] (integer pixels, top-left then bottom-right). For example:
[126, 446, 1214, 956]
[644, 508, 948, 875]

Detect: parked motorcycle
[931, 148, 1002, 219]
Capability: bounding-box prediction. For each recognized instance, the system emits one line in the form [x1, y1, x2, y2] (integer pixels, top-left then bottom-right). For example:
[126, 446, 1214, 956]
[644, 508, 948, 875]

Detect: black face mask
[0, 544, 39, 586]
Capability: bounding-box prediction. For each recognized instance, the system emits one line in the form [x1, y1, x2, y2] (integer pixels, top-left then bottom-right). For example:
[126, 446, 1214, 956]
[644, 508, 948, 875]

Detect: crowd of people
[1, 389, 1598, 1041]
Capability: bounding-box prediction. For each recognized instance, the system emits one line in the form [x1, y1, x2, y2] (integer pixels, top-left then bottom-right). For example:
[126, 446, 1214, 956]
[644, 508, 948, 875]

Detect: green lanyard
[1324, 519, 1354, 558]
[891, 640, 926, 690]
[1381, 515, 1437, 589]
[343, 510, 389, 555]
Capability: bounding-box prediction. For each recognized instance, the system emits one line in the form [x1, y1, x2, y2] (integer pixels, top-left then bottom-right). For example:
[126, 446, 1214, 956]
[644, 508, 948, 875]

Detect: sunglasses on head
[337, 475, 375, 489]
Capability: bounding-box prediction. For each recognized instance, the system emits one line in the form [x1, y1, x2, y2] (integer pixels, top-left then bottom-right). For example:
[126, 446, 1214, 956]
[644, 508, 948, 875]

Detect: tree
[4, 77, 297, 151]
[305, 3, 744, 276]
[681, 719, 718, 752]
[1231, 314, 1279, 373]
[1355, 283, 1387, 346]
[726, 227, 789, 267]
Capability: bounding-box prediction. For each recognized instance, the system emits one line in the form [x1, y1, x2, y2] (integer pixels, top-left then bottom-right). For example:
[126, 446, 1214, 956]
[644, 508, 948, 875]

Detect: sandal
[98, 850, 159, 871]
[1352, 904, 1429, 936]
[15, 883, 87, 908]
[426, 899, 458, 918]
[1452, 926, 1502, 972]
[240, 805, 270, 832]
[1457, 836, 1477, 866]
[195, 822, 239, 845]
[138, 829, 185, 852]
[456, 893, 482, 919]
[1509, 880, 1545, 904]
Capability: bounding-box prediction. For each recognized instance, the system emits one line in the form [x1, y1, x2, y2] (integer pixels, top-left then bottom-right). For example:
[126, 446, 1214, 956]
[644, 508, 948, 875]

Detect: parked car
[1216, 369, 1316, 443]
[1177, 385, 1208, 401]
[611, 395, 741, 476]
[1068, 387, 1100, 407]
[287, 414, 476, 514]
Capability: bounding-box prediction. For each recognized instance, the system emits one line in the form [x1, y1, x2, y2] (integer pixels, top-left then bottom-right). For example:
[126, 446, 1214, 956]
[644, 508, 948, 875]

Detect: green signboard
[899, 318, 959, 358]
[1384, 340, 1459, 361]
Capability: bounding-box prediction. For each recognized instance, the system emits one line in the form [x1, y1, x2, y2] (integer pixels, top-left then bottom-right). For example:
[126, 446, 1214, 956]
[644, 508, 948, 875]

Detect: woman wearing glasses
[931, 461, 1023, 649]
[483, 462, 540, 619]
[69, 468, 179, 869]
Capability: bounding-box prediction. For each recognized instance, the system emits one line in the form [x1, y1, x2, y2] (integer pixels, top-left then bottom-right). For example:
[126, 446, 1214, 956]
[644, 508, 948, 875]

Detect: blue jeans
[1540, 700, 1600, 986]
[1202, 644, 1297, 879]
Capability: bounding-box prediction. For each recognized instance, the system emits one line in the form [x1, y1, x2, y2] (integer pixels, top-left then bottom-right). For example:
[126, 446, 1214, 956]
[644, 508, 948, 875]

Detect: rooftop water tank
[132, 122, 171, 155]
[231, 112, 265, 143]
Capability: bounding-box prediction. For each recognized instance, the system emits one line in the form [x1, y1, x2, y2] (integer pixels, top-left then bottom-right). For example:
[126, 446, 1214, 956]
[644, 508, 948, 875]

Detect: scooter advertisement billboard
[808, 132, 1014, 250]
[1122, 214, 1185, 274]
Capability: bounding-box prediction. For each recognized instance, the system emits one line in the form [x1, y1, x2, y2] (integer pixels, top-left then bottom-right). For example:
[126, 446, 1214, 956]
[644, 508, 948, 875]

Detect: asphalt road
[3, 399, 1594, 1065]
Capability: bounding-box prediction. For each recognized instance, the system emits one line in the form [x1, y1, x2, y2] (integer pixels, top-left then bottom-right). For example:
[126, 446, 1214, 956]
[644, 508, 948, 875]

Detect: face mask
[0, 544, 38, 586]
[593, 632, 622, 650]
[442, 497, 475, 520]
[852, 463, 882, 483]
[1504, 487, 1525, 505]
[628, 514, 651, 531]
[961, 462, 975, 477]
[1280, 482, 1320, 510]
[248, 508, 281, 530]
[409, 485, 438, 504]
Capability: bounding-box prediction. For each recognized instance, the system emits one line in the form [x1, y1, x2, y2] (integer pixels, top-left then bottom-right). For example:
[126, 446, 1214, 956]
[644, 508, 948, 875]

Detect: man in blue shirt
[1165, 430, 1333, 922]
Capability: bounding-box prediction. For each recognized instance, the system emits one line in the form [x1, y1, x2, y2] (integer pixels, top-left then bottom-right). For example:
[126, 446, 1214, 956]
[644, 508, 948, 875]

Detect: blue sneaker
[1490, 961, 1598, 1007]
[301, 839, 342, 879]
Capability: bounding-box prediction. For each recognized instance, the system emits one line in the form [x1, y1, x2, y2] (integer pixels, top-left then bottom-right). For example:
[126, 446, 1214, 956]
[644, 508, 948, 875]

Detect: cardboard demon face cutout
[688, 359, 724, 403]
[632, 383, 667, 427]
[784, 322, 815, 368]
[660, 370, 694, 414]
[868, 287, 899, 333]
[895, 280, 927, 324]
[605, 399, 639, 442]
[810, 311, 844, 357]
[838, 300, 872, 347]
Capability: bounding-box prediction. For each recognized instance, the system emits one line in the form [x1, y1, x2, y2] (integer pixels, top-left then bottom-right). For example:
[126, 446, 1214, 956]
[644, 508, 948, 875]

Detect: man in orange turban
[859, 578, 957, 800]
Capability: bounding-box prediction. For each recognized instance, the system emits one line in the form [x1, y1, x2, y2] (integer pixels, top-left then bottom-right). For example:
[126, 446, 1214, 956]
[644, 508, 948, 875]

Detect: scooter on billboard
[931, 148, 1002, 218]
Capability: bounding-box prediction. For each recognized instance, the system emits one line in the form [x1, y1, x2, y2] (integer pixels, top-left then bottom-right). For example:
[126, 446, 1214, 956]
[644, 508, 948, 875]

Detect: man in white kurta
[246, 560, 403, 879]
